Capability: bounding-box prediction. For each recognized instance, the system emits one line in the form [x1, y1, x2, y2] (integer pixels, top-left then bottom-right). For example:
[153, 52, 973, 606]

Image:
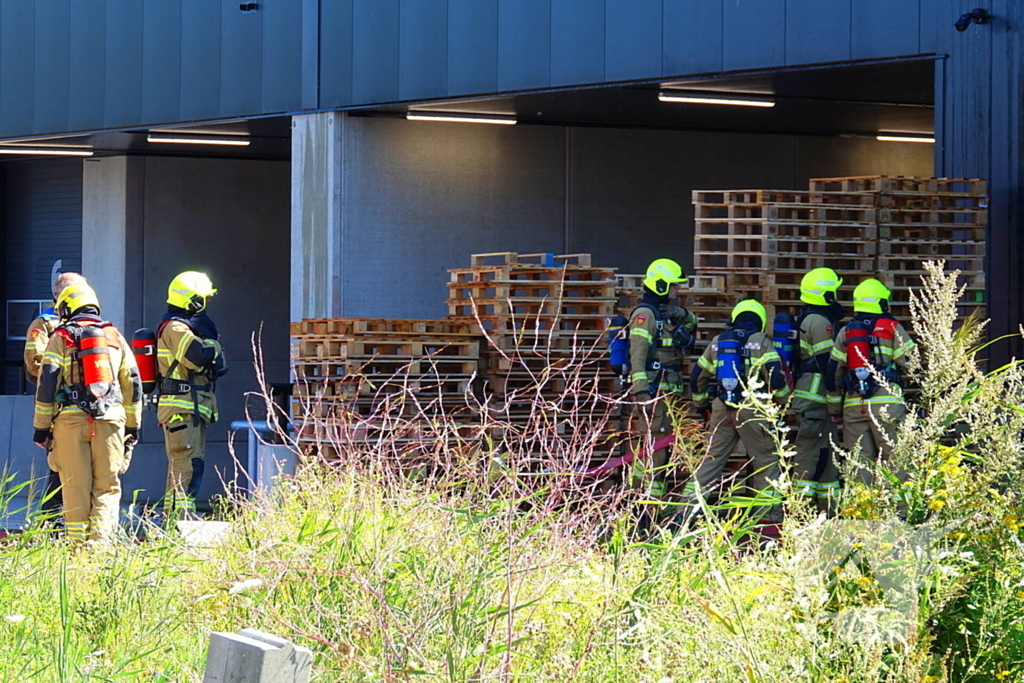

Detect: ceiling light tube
[147, 134, 251, 146]
[0, 146, 94, 156]
[876, 134, 935, 143]
[658, 91, 775, 107]
[406, 111, 517, 125]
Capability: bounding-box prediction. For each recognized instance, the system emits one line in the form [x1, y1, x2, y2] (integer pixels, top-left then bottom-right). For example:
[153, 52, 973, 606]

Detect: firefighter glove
[695, 406, 712, 425]
[125, 427, 139, 444]
[33, 429, 52, 448]
[830, 414, 844, 425]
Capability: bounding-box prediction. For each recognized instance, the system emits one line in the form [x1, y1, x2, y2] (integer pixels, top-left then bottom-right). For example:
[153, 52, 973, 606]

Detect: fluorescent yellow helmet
[800, 267, 843, 306]
[168, 271, 217, 313]
[56, 282, 100, 319]
[853, 278, 891, 314]
[731, 299, 767, 331]
[643, 258, 688, 296]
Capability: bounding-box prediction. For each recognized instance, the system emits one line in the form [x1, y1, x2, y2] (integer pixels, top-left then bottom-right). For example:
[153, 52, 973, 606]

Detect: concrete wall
[127, 156, 291, 505]
[336, 117, 933, 317]
[0, 396, 47, 526]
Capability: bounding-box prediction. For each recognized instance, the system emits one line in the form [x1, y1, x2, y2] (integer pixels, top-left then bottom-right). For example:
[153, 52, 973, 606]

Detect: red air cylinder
[132, 328, 158, 395]
[845, 319, 873, 397]
[80, 326, 114, 398]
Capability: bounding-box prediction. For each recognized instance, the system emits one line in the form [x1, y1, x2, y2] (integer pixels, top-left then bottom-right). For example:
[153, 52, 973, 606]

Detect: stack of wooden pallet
[691, 177, 987, 326]
[446, 252, 624, 464]
[290, 318, 483, 460]
[809, 176, 986, 323]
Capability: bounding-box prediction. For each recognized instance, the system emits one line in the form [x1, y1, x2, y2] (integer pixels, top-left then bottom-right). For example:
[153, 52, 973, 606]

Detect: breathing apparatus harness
[843, 313, 901, 398]
[608, 293, 694, 397]
[53, 314, 122, 418]
[152, 311, 226, 426]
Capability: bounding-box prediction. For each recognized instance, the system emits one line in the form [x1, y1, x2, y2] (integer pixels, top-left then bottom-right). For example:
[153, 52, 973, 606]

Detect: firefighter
[826, 279, 915, 484]
[684, 300, 790, 533]
[627, 258, 698, 501]
[32, 282, 142, 544]
[790, 268, 845, 514]
[23, 271, 86, 519]
[157, 271, 227, 515]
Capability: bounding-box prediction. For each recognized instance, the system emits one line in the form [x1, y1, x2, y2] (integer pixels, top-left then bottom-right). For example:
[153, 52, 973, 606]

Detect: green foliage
[1, 262, 1022, 682]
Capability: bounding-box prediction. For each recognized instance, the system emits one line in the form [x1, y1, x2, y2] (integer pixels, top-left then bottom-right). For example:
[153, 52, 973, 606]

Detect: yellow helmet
[853, 278, 891, 314]
[731, 299, 767, 331]
[56, 282, 100, 319]
[800, 267, 843, 306]
[168, 271, 217, 313]
[643, 258, 688, 296]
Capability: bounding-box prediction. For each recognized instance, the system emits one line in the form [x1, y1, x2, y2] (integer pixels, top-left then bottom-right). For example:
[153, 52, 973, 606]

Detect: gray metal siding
[447, 0, 498, 96]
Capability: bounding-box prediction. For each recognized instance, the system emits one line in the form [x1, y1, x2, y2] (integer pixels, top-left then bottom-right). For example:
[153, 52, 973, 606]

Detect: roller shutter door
[3, 159, 83, 394]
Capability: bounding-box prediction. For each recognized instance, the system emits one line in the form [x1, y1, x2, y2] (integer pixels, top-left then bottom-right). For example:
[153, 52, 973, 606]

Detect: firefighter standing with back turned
[157, 272, 227, 516]
[627, 258, 698, 502]
[790, 268, 845, 514]
[24, 271, 87, 519]
[683, 300, 790, 535]
[32, 282, 142, 544]
[826, 278, 915, 484]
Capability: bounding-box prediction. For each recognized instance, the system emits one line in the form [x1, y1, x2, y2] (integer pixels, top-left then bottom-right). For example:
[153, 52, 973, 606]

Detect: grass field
[2, 263, 1023, 682]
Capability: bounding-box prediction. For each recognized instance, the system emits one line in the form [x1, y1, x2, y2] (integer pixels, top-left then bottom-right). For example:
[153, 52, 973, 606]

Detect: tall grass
[1, 262, 1022, 682]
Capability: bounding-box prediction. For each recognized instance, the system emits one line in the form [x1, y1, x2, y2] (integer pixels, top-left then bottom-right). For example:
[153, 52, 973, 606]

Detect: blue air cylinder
[607, 314, 629, 376]
[716, 330, 744, 408]
[772, 312, 798, 369]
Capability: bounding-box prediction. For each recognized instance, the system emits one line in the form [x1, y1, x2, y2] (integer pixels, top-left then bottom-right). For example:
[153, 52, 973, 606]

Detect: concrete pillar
[291, 112, 345, 321]
[204, 629, 312, 683]
[82, 156, 145, 331]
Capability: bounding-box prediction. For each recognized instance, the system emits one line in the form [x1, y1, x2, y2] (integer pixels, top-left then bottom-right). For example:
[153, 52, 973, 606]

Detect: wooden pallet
[875, 257, 984, 275]
[295, 358, 481, 381]
[876, 192, 988, 210]
[446, 297, 615, 319]
[876, 240, 985, 258]
[291, 318, 479, 337]
[694, 202, 878, 224]
[294, 337, 481, 360]
[695, 253, 877, 273]
[449, 266, 618, 287]
[879, 270, 986, 291]
[468, 252, 594, 267]
[695, 234, 876, 257]
[877, 207, 987, 226]
[455, 314, 609, 333]
[877, 224, 986, 241]
[691, 189, 811, 205]
[809, 176, 987, 195]
[696, 220, 876, 242]
[448, 280, 617, 301]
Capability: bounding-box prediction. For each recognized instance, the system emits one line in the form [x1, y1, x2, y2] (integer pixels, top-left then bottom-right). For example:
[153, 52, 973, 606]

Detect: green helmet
[800, 267, 843, 306]
[853, 278, 891, 314]
[731, 299, 767, 332]
[643, 258, 688, 296]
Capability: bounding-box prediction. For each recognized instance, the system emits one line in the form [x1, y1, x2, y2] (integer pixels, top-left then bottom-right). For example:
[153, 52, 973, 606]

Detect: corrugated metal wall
[0, 0, 942, 139]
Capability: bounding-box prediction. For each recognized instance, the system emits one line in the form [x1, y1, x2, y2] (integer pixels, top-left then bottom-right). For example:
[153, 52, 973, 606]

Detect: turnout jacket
[33, 317, 142, 430]
[792, 309, 838, 413]
[157, 319, 223, 425]
[627, 300, 698, 396]
[22, 309, 60, 385]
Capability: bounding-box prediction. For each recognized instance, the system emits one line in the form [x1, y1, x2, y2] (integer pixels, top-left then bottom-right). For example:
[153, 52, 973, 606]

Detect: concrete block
[203, 629, 312, 683]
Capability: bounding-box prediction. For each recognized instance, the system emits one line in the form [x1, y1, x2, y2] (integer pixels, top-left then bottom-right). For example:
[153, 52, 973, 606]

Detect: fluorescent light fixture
[147, 134, 251, 146]
[0, 146, 93, 156]
[876, 134, 935, 143]
[406, 111, 517, 125]
[658, 91, 775, 107]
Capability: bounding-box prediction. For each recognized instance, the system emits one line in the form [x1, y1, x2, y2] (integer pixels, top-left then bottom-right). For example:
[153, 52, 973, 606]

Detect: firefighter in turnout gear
[826, 279, 915, 484]
[628, 258, 698, 500]
[24, 272, 87, 517]
[791, 268, 845, 513]
[684, 300, 790, 531]
[32, 282, 142, 544]
[158, 271, 227, 514]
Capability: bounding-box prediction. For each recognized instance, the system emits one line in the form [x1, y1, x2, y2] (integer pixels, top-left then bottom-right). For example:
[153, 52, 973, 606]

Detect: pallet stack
[446, 252, 624, 464]
[691, 177, 988, 326]
[809, 176, 987, 323]
[290, 318, 484, 460]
